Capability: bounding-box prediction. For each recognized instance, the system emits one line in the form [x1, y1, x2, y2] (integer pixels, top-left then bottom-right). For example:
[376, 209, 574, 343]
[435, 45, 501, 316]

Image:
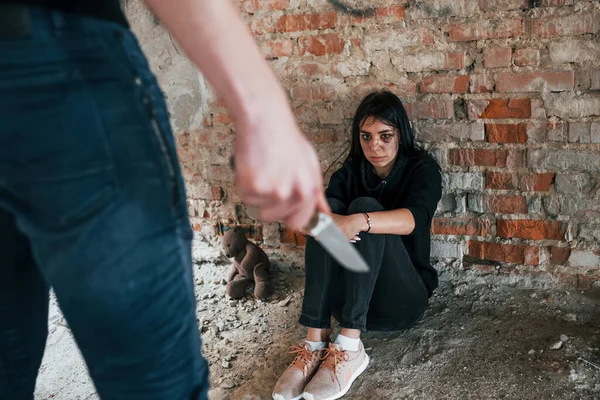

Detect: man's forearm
[144, 0, 289, 127]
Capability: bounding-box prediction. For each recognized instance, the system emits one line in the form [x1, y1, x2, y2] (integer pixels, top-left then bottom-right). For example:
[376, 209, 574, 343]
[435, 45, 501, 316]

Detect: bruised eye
[361, 134, 371, 141]
[382, 134, 393, 141]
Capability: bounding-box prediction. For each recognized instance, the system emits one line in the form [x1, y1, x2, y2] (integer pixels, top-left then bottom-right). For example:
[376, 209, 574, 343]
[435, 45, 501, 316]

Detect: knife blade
[308, 212, 370, 273]
[245, 206, 370, 273]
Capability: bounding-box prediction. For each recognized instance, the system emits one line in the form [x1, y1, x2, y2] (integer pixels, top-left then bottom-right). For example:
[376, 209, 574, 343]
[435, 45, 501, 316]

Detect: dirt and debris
[35, 244, 600, 399]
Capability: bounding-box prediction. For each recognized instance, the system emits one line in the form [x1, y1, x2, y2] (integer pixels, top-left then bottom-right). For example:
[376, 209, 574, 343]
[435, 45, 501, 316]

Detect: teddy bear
[222, 226, 273, 300]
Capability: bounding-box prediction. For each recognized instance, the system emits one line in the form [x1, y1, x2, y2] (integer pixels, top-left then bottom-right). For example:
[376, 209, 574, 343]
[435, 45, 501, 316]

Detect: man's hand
[144, 0, 329, 230]
[234, 104, 329, 230]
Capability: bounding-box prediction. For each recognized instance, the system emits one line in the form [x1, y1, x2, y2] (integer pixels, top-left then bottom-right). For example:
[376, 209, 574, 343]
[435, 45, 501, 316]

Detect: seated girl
[272, 90, 443, 400]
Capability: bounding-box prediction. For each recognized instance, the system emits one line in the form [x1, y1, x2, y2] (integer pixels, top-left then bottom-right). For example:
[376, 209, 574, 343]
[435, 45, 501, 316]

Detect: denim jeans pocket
[93, 27, 187, 217]
[1, 60, 119, 229]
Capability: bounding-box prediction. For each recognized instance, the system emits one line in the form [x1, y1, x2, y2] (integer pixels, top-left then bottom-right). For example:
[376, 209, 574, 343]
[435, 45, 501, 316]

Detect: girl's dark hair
[347, 90, 425, 163]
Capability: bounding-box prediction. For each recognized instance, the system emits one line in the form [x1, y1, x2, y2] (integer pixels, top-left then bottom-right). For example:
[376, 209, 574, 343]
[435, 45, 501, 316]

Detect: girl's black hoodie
[325, 153, 443, 297]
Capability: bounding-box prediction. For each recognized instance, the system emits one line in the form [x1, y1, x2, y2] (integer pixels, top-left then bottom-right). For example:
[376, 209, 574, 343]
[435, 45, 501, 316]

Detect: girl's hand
[330, 213, 367, 242]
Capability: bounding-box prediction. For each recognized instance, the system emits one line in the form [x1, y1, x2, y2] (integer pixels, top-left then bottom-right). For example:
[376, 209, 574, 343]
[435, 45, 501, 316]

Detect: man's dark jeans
[0, 7, 208, 400]
[300, 197, 429, 332]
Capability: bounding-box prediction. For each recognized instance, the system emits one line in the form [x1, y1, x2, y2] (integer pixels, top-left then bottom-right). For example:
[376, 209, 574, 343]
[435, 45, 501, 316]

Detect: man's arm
[143, 0, 329, 229]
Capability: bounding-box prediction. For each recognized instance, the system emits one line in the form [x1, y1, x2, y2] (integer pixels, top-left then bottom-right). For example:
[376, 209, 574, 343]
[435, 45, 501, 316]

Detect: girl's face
[359, 116, 400, 178]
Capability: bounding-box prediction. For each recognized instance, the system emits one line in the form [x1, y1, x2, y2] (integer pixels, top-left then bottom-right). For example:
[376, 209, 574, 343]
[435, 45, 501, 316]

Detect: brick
[436, 194, 457, 214]
[342, 6, 405, 24]
[568, 122, 591, 143]
[486, 123, 527, 143]
[544, 93, 600, 119]
[528, 150, 600, 172]
[276, 13, 336, 33]
[431, 240, 463, 259]
[249, 15, 277, 35]
[291, 84, 336, 101]
[469, 99, 532, 119]
[364, 28, 434, 51]
[467, 193, 485, 213]
[525, 122, 547, 143]
[213, 112, 233, 125]
[479, 0, 529, 11]
[541, 0, 574, 5]
[483, 47, 512, 68]
[470, 74, 494, 93]
[519, 173, 555, 192]
[298, 34, 344, 56]
[547, 121, 565, 142]
[350, 80, 417, 100]
[555, 173, 594, 195]
[496, 71, 574, 92]
[575, 69, 600, 91]
[261, 39, 294, 58]
[506, 149, 524, 168]
[593, 122, 600, 144]
[281, 228, 306, 246]
[531, 13, 599, 38]
[486, 171, 515, 190]
[497, 219, 566, 240]
[578, 224, 600, 242]
[432, 218, 491, 236]
[305, 128, 336, 144]
[524, 246, 540, 265]
[238, 0, 288, 12]
[514, 48, 540, 67]
[416, 123, 484, 142]
[330, 60, 371, 78]
[449, 18, 525, 41]
[406, 100, 454, 119]
[444, 172, 484, 190]
[406, 0, 480, 19]
[299, 63, 327, 77]
[450, 149, 508, 167]
[569, 250, 600, 268]
[469, 240, 537, 264]
[420, 75, 469, 93]
[392, 52, 466, 72]
[550, 247, 571, 265]
[549, 40, 600, 64]
[375, 5, 405, 19]
[486, 195, 528, 214]
[527, 195, 540, 214]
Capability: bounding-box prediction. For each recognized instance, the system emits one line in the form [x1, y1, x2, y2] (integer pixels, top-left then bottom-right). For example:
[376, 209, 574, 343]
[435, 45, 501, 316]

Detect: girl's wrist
[355, 213, 370, 232]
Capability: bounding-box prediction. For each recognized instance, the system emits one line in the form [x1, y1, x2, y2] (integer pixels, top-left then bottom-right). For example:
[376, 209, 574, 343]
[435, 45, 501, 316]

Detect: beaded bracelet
[363, 212, 372, 233]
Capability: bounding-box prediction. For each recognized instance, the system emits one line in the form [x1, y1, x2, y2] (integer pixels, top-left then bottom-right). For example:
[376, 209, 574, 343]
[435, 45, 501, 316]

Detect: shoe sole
[273, 394, 303, 400]
[302, 354, 370, 400]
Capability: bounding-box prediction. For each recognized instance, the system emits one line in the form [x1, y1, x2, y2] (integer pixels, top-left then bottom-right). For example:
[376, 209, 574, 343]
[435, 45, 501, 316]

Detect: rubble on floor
[35, 244, 600, 399]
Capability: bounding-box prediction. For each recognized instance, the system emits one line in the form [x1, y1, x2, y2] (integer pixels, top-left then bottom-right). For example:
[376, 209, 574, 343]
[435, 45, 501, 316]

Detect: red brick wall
[176, 0, 600, 289]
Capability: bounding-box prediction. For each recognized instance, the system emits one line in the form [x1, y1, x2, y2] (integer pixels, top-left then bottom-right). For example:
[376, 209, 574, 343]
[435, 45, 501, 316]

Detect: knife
[306, 212, 371, 273]
[229, 156, 370, 273]
[245, 206, 370, 273]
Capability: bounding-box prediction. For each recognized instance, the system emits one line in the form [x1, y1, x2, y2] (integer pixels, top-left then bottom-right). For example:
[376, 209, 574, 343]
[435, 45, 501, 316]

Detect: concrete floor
[35, 243, 600, 400]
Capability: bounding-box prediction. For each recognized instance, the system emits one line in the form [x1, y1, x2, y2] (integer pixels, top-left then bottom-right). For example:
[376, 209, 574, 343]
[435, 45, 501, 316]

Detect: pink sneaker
[272, 342, 325, 400]
[302, 342, 369, 400]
